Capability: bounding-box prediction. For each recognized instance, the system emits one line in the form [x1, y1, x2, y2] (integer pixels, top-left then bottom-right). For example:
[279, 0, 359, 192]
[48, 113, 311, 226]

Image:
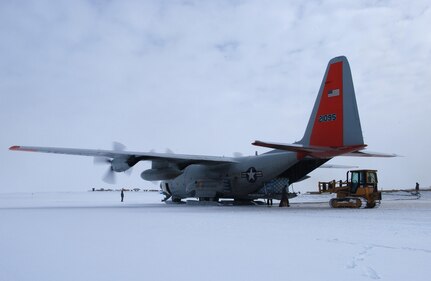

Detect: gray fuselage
[161, 151, 324, 200]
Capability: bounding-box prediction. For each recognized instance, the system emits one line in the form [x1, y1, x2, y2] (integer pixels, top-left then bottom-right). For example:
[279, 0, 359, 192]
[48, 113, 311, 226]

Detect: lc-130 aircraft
[10, 56, 395, 204]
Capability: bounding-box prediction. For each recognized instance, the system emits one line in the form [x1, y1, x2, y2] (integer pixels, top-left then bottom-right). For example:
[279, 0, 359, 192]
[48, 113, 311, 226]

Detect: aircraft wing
[9, 145, 237, 167]
[319, 164, 358, 169]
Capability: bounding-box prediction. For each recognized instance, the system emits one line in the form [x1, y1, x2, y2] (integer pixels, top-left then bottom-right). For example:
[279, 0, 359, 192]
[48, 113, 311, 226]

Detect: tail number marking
[319, 113, 337, 122]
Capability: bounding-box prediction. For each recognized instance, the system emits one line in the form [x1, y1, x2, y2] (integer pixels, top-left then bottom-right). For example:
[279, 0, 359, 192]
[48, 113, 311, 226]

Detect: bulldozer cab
[348, 170, 378, 193]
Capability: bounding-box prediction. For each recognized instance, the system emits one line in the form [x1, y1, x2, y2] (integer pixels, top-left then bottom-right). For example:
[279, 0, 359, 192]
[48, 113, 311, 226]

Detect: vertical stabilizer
[298, 56, 363, 147]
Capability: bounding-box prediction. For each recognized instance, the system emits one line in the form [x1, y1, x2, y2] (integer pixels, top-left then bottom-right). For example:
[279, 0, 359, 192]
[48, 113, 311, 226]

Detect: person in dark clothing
[266, 198, 273, 206]
[121, 189, 124, 202]
[279, 185, 290, 207]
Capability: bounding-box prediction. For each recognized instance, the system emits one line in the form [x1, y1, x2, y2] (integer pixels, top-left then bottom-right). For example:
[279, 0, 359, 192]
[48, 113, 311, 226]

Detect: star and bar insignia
[241, 167, 263, 183]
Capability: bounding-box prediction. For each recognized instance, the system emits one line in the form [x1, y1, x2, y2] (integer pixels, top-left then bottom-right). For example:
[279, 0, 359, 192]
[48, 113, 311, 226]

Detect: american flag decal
[328, 89, 340, 97]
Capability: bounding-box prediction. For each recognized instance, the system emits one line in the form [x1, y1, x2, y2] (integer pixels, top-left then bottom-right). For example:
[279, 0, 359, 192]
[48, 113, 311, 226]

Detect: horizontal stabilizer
[342, 150, 398, 157]
[252, 140, 366, 159]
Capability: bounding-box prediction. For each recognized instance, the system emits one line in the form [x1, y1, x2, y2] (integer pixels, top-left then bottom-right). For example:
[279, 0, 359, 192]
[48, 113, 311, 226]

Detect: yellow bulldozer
[318, 169, 382, 208]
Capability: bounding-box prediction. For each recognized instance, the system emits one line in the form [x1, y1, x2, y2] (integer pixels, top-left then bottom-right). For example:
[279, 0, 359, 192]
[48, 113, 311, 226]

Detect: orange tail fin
[299, 56, 363, 148]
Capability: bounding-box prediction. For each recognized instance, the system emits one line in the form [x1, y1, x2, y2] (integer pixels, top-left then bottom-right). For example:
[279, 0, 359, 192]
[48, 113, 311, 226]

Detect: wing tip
[9, 145, 36, 152]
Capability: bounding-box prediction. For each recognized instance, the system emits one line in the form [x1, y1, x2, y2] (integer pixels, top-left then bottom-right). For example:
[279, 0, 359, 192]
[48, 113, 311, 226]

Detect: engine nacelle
[141, 168, 183, 181]
[111, 158, 131, 172]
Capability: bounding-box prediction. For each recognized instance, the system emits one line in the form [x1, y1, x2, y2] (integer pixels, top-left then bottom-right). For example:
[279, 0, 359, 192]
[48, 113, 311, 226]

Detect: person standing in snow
[279, 185, 290, 207]
[121, 189, 124, 202]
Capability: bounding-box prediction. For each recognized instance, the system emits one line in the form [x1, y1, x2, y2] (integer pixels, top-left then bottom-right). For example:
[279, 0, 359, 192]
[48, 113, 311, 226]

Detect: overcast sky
[1, 0, 430, 193]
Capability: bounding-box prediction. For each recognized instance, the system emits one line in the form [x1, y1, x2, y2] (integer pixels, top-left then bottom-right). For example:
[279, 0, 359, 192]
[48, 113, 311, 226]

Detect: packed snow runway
[1, 191, 430, 281]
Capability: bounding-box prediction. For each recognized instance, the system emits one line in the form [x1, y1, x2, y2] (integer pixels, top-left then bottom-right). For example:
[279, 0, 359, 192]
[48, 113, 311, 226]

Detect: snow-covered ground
[1, 191, 430, 281]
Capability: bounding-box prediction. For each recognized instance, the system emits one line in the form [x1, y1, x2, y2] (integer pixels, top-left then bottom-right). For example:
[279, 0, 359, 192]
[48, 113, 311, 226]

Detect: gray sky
[1, 0, 430, 193]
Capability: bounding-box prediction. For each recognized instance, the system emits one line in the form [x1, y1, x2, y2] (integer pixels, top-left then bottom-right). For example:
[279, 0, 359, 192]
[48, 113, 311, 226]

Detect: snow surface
[1, 191, 430, 281]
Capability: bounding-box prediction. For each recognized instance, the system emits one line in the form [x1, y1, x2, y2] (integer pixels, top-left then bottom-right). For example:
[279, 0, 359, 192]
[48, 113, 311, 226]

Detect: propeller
[93, 142, 132, 184]
[233, 152, 243, 157]
[103, 165, 116, 184]
[113, 141, 126, 152]
[94, 156, 116, 184]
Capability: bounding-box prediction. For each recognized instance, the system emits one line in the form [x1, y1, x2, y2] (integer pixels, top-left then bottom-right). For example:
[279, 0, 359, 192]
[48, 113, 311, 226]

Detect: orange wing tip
[9, 146, 36, 152]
